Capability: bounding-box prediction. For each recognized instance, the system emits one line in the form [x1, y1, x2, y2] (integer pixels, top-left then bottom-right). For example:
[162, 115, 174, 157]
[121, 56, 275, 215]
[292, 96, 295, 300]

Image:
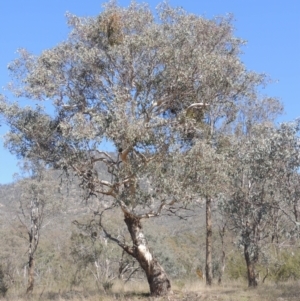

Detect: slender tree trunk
[205, 197, 213, 286]
[218, 224, 226, 284]
[244, 244, 258, 287]
[123, 211, 171, 296]
[26, 197, 39, 294]
[293, 199, 299, 223]
[26, 256, 34, 294]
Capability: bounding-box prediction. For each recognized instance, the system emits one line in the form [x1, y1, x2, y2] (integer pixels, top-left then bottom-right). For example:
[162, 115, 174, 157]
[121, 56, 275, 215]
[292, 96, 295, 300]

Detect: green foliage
[225, 248, 300, 283]
[70, 232, 103, 267]
[272, 251, 300, 282]
[226, 252, 247, 280]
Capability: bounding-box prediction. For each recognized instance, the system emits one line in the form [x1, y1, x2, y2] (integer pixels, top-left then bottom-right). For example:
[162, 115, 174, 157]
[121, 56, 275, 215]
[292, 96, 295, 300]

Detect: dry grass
[3, 279, 300, 301]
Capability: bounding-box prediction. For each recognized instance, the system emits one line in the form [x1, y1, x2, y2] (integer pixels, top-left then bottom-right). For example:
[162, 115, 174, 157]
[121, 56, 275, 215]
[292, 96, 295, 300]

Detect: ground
[4, 280, 300, 301]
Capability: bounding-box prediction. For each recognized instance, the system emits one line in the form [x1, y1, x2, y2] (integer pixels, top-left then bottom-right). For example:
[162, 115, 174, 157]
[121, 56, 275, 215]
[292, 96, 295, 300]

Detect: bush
[272, 251, 300, 282]
[226, 252, 247, 280]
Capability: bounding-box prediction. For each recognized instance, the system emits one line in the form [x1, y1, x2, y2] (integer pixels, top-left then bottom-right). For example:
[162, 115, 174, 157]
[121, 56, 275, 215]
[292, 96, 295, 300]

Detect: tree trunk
[218, 224, 226, 285]
[205, 197, 213, 286]
[26, 256, 34, 294]
[123, 211, 171, 296]
[244, 244, 258, 287]
[26, 197, 39, 294]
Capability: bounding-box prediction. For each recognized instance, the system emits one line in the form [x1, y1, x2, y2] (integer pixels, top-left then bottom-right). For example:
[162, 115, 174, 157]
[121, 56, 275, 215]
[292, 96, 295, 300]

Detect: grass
[2, 279, 300, 301]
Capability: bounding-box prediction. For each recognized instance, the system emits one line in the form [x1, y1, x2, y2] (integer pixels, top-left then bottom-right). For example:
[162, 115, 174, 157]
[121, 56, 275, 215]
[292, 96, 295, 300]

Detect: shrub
[226, 252, 247, 280]
[272, 251, 300, 282]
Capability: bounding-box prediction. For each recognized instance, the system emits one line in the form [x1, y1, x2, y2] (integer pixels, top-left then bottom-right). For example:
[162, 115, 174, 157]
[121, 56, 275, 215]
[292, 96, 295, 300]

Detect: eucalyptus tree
[220, 121, 300, 287]
[268, 121, 300, 241]
[180, 73, 283, 286]
[179, 140, 229, 285]
[14, 161, 63, 294]
[0, 1, 281, 295]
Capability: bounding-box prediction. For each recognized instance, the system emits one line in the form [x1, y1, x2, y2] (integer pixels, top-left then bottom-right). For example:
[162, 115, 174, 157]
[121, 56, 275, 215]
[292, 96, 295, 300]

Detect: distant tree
[220, 121, 300, 287]
[179, 141, 229, 285]
[178, 96, 283, 286]
[0, 1, 283, 295]
[14, 160, 62, 294]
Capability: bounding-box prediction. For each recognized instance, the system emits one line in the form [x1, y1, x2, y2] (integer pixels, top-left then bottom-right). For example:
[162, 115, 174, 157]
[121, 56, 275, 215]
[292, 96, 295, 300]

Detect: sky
[0, 0, 299, 184]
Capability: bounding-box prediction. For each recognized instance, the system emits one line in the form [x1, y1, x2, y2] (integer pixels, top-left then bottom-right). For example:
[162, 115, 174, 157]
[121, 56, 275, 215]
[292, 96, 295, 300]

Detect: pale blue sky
[0, 0, 299, 183]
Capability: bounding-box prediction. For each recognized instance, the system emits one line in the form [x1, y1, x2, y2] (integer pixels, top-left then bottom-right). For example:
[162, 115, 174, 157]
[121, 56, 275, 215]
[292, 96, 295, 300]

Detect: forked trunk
[244, 244, 258, 287]
[26, 256, 34, 294]
[123, 212, 171, 296]
[205, 197, 213, 286]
